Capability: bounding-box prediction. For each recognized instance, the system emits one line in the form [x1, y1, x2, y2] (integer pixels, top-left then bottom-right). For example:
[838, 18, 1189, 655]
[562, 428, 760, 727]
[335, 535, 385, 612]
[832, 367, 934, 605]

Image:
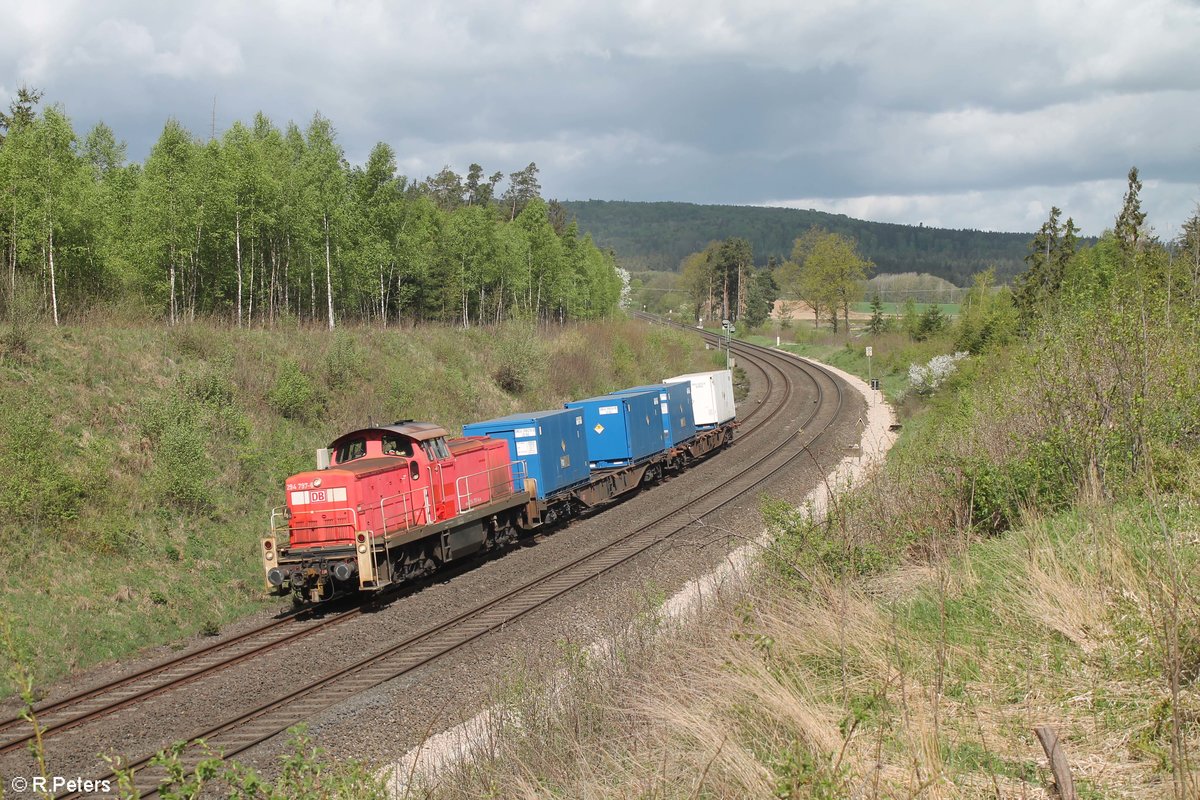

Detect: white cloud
[67, 18, 241, 78]
[70, 19, 156, 66]
[764, 177, 1200, 236]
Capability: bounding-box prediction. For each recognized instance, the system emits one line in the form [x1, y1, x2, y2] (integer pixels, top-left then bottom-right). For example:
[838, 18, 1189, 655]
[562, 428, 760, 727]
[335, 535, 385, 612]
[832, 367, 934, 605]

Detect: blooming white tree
[908, 352, 969, 396]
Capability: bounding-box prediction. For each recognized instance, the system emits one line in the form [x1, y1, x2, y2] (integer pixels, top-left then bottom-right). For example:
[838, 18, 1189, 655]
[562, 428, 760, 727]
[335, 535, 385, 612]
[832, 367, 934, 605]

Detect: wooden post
[1034, 726, 1077, 800]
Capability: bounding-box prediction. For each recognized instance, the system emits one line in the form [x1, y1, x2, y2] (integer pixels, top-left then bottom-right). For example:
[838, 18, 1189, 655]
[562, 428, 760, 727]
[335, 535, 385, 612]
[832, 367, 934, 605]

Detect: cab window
[420, 438, 451, 461]
[381, 435, 413, 457]
[335, 437, 366, 464]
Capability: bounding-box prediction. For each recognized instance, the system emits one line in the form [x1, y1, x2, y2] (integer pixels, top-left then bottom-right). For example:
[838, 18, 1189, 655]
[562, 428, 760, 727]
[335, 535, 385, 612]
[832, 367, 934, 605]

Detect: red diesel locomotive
[262, 421, 533, 603]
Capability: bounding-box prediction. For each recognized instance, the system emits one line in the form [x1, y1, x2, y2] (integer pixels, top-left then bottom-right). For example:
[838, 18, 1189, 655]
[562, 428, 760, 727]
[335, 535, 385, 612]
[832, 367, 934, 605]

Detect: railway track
[0, 321, 782, 766]
[50, 323, 850, 799]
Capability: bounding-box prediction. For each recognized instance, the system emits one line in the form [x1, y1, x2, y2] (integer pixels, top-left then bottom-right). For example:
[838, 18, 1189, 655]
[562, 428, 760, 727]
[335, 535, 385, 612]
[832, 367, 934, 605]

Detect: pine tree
[867, 294, 886, 335]
[1014, 206, 1078, 330]
[1114, 166, 1147, 257]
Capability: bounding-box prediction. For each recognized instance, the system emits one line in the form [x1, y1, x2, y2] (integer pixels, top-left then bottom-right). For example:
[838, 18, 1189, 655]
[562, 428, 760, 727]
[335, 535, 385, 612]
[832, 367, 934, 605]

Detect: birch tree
[302, 114, 347, 330]
[137, 120, 198, 324]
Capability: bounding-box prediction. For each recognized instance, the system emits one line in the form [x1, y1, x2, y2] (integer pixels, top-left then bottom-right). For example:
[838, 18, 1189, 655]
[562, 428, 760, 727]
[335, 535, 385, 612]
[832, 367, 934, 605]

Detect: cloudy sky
[2, 0, 1198, 236]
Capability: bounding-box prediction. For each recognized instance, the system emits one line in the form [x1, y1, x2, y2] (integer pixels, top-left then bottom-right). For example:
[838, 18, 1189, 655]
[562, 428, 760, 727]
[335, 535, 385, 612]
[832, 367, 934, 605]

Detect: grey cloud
[2, 0, 1198, 235]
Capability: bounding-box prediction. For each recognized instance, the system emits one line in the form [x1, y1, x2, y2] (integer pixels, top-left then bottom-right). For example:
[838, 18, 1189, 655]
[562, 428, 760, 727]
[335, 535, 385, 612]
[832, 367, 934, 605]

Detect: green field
[850, 300, 961, 315]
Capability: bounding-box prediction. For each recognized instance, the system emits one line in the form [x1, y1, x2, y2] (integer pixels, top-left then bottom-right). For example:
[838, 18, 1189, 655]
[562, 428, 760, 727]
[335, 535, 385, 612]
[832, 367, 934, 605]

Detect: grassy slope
[423, 500, 1195, 799]
[420, 322, 1199, 798]
[0, 317, 718, 695]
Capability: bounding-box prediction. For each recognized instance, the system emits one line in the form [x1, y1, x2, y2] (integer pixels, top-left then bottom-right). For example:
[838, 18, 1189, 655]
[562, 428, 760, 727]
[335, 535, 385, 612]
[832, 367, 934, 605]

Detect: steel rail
[4, 334, 790, 759]
[60, 333, 846, 799]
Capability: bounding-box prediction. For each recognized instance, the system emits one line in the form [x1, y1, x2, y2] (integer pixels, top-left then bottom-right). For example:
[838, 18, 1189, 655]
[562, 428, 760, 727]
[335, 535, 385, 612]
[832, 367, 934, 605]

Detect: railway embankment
[409, 309, 1200, 797]
[384, 356, 897, 793]
[0, 317, 716, 698]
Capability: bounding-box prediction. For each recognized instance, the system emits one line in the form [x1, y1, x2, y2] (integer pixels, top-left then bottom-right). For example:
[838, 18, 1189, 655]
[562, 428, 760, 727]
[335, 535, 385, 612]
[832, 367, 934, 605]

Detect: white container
[663, 369, 736, 428]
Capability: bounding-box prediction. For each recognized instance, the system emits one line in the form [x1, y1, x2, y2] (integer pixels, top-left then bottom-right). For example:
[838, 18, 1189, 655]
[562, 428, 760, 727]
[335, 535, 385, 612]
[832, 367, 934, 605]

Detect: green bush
[181, 364, 236, 408]
[151, 420, 214, 510]
[323, 332, 364, 389]
[268, 360, 321, 421]
[0, 397, 84, 526]
[963, 439, 1077, 533]
[492, 326, 542, 395]
[764, 498, 888, 583]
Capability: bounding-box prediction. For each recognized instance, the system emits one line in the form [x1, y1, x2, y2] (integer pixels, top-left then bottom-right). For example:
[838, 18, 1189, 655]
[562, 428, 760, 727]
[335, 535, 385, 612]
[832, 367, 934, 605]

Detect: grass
[850, 301, 962, 315]
[413, 487, 1198, 800]
[0, 315, 716, 697]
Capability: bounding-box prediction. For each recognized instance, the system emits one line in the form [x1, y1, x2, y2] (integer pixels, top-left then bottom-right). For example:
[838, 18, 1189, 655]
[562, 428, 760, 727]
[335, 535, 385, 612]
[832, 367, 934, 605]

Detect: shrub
[0, 397, 84, 526]
[492, 325, 542, 395]
[323, 332, 364, 389]
[151, 420, 214, 510]
[763, 498, 888, 583]
[964, 439, 1078, 534]
[268, 360, 321, 421]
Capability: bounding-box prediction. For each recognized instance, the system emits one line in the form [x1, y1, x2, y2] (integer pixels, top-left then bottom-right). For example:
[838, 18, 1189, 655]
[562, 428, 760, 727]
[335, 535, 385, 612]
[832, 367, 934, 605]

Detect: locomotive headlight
[357, 544, 367, 554]
[264, 550, 275, 561]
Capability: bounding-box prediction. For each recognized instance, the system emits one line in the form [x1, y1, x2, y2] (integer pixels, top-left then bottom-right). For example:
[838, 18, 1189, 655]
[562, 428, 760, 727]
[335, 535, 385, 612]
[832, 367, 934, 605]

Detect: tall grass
[416, 504, 1196, 799]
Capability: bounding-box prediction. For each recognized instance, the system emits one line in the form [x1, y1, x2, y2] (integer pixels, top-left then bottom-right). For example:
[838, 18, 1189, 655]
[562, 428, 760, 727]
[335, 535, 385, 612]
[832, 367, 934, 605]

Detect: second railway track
[25, 322, 857, 799]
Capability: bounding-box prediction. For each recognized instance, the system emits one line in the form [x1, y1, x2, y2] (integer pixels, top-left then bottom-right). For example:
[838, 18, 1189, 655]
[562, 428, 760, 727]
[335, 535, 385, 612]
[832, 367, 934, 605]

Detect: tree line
[560, 199, 1042, 284]
[678, 166, 1200, 349]
[0, 89, 623, 328]
[673, 228, 872, 333]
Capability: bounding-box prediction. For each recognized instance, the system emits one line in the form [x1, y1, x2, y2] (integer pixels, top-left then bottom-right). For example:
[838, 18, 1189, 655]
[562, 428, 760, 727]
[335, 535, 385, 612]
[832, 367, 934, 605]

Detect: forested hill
[560, 200, 1037, 285]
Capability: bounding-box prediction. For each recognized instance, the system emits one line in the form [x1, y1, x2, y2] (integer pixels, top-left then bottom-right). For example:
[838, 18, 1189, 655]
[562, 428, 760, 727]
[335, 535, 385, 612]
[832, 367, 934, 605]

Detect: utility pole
[722, 319, 733, 369]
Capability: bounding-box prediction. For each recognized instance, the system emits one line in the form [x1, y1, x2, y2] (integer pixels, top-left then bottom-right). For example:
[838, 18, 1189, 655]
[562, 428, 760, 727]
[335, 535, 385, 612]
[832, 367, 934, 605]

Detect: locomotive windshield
[335, 437, 367, 463]
[382, 434, 414, 457]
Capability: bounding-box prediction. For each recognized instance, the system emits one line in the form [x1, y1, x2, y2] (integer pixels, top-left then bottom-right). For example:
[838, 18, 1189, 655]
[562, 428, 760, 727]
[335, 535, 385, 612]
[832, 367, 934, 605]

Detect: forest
[561, 199, 1051, 284]
[0, 89, 623, 328]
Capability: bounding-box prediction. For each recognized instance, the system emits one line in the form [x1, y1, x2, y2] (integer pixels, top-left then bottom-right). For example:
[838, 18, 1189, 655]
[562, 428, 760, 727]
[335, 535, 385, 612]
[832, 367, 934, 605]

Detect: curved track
[41, 320, 853, 799]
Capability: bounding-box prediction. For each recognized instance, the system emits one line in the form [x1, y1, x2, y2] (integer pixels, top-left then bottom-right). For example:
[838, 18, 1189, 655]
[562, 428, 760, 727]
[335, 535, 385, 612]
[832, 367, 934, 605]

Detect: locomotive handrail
[378, 487, 431, 536]
[273, 507, 361, 546]
[269, 507, 289, 547]
[454, 462, 527, 513]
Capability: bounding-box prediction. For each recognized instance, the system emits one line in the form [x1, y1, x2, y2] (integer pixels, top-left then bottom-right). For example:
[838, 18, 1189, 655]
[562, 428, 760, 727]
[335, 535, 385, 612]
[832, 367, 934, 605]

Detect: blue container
[462, 409, 589, 500]
[611, 383, 697, 447]
[566, 392, 664, 469]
